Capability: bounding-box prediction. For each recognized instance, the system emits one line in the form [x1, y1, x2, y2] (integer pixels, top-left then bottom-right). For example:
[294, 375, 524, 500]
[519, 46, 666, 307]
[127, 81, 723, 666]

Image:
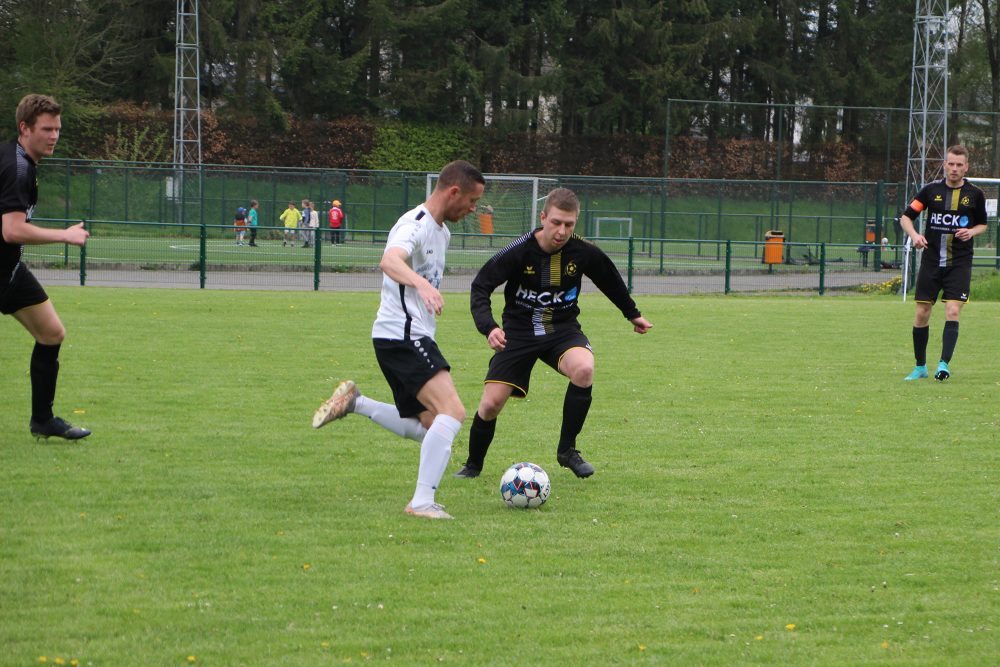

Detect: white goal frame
[426, 173, 557, 234]
[593, 216, 633, 238]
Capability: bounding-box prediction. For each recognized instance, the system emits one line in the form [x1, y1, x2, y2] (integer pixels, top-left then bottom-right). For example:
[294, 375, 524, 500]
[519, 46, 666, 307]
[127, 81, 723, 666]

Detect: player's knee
[569, 364, 594, 387]
[478, 400, 502, 420]
[445, 402, 466, 424]
[37, 323, 65, 345]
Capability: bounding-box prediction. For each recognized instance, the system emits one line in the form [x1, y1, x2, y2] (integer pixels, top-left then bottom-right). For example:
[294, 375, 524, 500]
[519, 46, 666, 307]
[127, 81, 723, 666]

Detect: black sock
[941, 320, 959, 363]
[465, 412, 497, 469]
[912, 326, 929, 367]
[558, 383, 593, 453]
[30, 342, 60, 423]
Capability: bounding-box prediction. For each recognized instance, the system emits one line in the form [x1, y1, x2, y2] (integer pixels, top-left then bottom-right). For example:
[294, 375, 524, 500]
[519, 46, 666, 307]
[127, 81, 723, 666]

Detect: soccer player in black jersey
[899, 145, 988, 382]
[455, 188, 653, 479]
[1, 94, 91, 440]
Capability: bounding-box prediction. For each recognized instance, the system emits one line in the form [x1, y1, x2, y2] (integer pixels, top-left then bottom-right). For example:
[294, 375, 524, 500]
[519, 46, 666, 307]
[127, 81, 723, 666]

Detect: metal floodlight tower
[173, 0, 202, 222]
[905, 0, 951, 202]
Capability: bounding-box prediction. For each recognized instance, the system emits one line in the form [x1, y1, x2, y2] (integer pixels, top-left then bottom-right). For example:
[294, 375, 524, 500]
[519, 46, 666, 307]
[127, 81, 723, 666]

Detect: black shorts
[484, 329, 592, 398]
[373, 337, 451, 418]
[915, 262, 973, 304]
[0, 265, 49, 315]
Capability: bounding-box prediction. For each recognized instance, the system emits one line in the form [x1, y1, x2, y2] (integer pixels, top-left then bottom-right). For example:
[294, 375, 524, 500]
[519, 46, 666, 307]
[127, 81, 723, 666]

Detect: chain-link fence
[26, 218, 1000, 297]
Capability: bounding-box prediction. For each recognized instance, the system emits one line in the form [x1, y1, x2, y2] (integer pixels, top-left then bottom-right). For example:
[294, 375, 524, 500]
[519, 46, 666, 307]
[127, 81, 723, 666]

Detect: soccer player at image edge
[899, 145, 988, 382]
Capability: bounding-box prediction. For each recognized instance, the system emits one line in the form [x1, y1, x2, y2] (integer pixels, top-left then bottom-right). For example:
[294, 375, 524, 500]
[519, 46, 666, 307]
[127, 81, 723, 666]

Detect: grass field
[1, 288, 998, 665]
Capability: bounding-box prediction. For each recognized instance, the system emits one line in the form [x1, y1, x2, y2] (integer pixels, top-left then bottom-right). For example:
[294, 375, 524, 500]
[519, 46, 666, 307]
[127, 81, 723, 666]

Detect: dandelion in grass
[303, 563, 312, 571]
[477, 557, 486, 564]
[785, 623, 796, 631]
[187, 656, 197, 663]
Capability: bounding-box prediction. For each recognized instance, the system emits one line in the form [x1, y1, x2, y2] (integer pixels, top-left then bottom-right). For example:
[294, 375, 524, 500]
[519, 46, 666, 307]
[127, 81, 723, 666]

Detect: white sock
[410, 414, 461, 508]
[354, 395, 427, 442]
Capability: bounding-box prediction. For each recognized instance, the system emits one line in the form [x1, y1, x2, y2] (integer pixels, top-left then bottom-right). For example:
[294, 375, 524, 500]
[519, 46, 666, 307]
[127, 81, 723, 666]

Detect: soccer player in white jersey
[312, 160, 484, 520]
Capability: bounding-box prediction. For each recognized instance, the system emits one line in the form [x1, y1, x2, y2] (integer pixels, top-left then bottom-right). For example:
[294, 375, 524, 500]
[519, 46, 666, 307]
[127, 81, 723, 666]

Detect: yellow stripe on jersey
[950, 188, 961, 211]
[541, 307, 554, 334]
[549, 251, 562, 287]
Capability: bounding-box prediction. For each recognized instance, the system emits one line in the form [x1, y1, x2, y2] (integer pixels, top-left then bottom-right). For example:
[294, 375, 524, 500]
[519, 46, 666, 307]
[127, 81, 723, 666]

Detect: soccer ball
[499, 462, 551, 509]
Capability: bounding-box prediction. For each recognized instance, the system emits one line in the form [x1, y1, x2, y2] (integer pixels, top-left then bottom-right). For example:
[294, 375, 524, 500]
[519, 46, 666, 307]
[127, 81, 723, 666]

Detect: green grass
[2, 288, 999, 665]
[971, 271, 1000, 300]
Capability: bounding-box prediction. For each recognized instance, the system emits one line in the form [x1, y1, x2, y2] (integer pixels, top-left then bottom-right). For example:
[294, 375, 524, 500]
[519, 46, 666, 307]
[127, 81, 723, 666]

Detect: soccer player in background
[900, 145, 987, 381]
[454, 187, 652, 480]
[1, 94, 91, 440]
[312, 160, 485, 520]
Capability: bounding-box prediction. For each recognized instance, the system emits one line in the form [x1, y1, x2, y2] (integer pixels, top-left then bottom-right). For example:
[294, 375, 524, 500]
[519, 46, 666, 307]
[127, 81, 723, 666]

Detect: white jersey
[372, 204, 450, 341]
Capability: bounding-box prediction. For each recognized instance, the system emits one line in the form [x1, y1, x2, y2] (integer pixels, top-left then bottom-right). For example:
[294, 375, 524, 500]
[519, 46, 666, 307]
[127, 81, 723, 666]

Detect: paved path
[32, 266, 894, 295]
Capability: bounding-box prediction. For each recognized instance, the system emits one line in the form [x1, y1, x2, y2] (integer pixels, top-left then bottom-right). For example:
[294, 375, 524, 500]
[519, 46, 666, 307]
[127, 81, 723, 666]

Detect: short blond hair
[543, 188, 580, 215]
[16, 94, 61, 130]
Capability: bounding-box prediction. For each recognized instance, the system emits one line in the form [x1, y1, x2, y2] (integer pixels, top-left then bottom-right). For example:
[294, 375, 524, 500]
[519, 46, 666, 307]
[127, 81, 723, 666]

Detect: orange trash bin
[763, 230, 784, 264]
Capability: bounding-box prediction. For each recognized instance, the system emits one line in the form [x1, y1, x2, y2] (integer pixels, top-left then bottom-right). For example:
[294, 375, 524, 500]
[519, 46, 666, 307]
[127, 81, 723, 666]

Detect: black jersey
[0, 139, 37, 285]
[903, 178, 987, 268]
[471, 231, 641, 339]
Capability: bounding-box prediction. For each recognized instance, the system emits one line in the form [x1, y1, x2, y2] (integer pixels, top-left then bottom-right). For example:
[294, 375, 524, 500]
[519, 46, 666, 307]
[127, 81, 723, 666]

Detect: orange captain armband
[909, 199, 925, 213]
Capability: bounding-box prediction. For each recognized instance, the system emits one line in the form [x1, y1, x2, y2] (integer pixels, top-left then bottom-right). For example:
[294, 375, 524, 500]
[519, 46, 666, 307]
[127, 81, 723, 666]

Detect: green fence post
[64, 160, 70, 221]
[63, 219, 69, 266]
[724, 239, 732, 294]
[874, 181, 884, 271]
[79, 220, 87, 286]
[627, 236, 634, 292]
[819, 242, 826, 296]
[199, 223, 207, 289]
[715, 195, 722, 248]
[314, 230, 322, 291]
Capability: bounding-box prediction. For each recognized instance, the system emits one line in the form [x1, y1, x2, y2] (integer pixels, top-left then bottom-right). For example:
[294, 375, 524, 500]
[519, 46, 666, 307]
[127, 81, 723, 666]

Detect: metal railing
[25, 218, 992, 297]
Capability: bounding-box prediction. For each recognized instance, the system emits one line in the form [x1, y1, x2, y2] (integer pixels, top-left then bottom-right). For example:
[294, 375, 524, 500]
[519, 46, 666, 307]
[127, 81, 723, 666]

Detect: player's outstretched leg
[454, 412, 497, 478]
[934, 360, 951, 381]
[904, 365, 928, 381]
[312, 380, 359, 428]
[30, 416, 91, 441]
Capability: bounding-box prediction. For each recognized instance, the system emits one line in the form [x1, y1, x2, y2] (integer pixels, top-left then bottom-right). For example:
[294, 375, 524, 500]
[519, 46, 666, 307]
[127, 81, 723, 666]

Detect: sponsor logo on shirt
[566, 261, 578, 276]
[524, 265, 536, 275]
[515, 284, 579, 306]
[928, 212, 969, 228]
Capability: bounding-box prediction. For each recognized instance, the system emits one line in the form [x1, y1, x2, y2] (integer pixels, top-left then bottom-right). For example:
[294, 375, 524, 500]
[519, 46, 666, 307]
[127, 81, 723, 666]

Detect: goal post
[426, 173, 558, 235]
[593, 217, 633, 238]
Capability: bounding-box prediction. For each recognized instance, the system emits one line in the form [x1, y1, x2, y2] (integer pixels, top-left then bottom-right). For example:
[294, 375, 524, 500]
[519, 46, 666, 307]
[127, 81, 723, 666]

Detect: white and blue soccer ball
[499, 462, 551, 509]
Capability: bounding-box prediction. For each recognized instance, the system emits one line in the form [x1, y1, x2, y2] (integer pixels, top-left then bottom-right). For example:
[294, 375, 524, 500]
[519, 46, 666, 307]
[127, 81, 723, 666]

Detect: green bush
[363, 123, 474, 172]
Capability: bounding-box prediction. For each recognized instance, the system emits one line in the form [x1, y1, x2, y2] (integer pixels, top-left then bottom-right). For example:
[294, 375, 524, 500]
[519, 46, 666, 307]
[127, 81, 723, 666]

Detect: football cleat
[934, 360, 951, 382]
[30, 416, 91, 441]
[453, 464, 482, 478]
[904, 365, 928, 381]
[404, 503, 453, 520]
[557, 447, 595, 478]
[312, 380, 358, 428]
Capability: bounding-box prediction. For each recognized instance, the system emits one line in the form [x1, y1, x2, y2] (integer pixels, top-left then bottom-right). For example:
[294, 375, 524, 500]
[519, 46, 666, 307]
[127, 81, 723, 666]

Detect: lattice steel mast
[173, 0, 202, 222]
[905, 0, 951, 202]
